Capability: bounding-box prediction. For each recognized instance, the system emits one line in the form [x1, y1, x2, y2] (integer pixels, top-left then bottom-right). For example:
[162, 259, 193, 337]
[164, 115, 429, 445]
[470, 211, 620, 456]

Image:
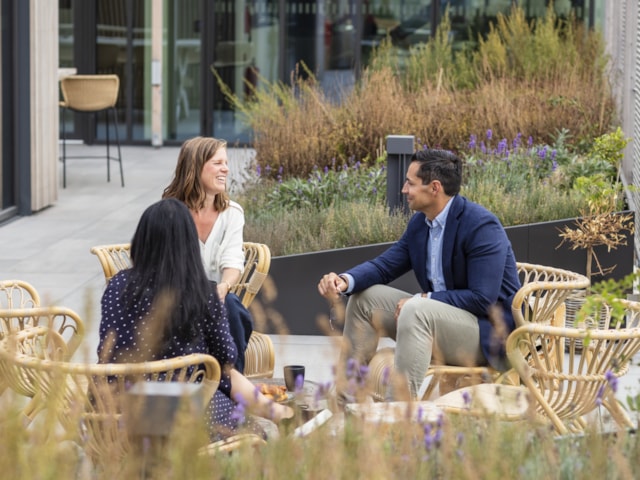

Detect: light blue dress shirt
[425, 197, 453, 293]
[342, 198, 454, 297]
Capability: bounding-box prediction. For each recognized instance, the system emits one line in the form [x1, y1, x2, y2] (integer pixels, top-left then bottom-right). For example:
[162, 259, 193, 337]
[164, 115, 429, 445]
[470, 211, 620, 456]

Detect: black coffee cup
[283, 365, 305, 392]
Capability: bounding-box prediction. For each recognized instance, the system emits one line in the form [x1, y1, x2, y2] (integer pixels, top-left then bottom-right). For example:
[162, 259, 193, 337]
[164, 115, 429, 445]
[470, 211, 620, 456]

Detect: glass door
[210, 0, 280, 144]
[166, 0, 201, 141]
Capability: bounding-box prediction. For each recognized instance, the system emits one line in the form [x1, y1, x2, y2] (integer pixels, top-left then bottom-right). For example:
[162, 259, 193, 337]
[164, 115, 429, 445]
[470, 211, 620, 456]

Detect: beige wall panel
[30, 0, 59, 211]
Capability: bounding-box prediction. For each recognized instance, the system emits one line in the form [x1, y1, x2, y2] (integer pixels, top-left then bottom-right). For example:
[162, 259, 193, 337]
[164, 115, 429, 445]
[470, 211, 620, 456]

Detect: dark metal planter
[256, 215, 634, 336]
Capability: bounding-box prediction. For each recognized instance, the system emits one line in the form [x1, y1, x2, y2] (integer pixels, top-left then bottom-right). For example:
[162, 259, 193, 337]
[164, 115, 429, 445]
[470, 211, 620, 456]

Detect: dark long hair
[125, 198, 214, 351]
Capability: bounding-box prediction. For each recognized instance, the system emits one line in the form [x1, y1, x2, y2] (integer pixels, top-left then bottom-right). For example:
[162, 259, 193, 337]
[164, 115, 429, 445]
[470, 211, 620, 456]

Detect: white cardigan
[199, 200, 245, 282]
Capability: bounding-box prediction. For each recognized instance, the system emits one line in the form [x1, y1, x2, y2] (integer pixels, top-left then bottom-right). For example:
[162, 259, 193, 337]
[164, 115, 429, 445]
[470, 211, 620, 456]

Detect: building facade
[0, 0, 632, 228]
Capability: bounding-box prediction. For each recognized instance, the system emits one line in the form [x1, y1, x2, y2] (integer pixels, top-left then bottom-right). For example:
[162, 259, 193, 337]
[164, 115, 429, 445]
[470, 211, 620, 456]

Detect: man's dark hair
[410, 149, 462, 196]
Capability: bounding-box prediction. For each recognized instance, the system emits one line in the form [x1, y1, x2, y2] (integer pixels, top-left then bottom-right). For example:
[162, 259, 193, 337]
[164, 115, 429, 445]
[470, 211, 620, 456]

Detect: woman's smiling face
[200, 147, 229, 196]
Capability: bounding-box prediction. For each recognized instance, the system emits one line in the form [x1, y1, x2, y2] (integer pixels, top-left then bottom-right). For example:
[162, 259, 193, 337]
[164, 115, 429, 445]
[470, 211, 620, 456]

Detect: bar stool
[59, 74, 124, 188]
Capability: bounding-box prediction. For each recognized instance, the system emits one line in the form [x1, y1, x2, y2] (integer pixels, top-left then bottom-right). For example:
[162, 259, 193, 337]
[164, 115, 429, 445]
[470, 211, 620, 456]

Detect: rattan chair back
[370, 263, 590, 401]
[0, 306, 86, 419]
[0, 279, 41, 309]
[507, 306, 640, 434]
[90, 241, 275, 379]
[0, 326, 221, 466]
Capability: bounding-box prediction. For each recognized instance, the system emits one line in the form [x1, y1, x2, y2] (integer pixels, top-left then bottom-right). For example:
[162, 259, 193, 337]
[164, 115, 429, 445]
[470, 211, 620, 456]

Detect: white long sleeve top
[199, 200, 245, 282]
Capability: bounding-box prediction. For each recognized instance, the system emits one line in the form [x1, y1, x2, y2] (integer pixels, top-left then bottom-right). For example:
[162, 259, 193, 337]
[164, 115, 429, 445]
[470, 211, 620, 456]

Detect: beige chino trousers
[339, 284, 487, 398]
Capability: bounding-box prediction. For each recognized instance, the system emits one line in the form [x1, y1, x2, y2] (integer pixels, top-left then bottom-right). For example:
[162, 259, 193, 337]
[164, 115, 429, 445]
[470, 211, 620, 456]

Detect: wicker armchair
[0, 306, 86, 419]
[0, 326, 221, 467]
[435, 306, 640, 435]
[90, 241, 275, 379]
[369, 262, 590, 401]
[59, 74, 124, 188]
[0, 279, 41, 309]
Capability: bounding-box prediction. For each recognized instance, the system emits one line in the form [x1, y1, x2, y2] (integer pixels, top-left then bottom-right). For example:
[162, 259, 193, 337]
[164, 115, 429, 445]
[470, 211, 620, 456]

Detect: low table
[253, 377, 330, 420]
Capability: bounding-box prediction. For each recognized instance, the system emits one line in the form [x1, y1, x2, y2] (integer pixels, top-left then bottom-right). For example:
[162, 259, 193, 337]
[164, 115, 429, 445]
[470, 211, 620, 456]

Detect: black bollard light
[386, 135, 415, 214]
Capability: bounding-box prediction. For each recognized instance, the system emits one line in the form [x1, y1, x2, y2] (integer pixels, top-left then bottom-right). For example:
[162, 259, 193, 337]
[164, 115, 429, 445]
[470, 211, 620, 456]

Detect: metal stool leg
[61, 106, 67, 188]
[105, 108, 111, 183]
[111, 106, 124, 187]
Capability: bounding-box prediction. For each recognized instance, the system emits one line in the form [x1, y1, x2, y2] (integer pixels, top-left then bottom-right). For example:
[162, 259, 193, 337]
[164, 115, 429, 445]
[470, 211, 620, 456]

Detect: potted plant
[557, 128, 635, 335]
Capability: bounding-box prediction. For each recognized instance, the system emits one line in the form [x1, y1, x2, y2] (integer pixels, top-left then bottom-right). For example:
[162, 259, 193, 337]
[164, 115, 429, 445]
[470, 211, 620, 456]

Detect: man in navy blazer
[318, 148, 520, 399]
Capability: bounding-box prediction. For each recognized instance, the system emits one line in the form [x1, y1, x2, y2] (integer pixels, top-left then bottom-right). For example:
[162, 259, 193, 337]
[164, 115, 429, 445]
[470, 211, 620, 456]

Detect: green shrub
[261, 157, 386, 211]
[241, 126, 625, 256]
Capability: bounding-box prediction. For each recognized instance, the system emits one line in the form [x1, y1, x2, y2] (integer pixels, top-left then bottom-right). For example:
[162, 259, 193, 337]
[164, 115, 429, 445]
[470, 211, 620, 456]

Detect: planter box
[256, 214, 634, 336]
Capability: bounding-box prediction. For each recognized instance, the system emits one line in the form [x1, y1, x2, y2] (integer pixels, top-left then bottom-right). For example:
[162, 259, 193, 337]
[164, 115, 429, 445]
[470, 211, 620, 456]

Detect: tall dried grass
[2, 380, 639, 479]
[217, 6, 615, 178]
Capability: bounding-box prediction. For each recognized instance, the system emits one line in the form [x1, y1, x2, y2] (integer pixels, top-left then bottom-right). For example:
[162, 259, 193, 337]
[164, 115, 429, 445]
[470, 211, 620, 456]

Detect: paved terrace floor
[0, 144, 339, 385]
[1, 144, 640, 417]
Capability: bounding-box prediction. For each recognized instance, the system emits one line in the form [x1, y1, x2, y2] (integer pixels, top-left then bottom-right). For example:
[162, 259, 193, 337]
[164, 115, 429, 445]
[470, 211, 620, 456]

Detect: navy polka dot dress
[98, 270, 240, 440]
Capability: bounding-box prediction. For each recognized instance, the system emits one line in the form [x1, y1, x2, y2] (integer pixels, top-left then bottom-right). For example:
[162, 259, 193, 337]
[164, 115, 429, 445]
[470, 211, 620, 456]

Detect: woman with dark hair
[162, 136, 253, 373]
[98, 198, 293, 440]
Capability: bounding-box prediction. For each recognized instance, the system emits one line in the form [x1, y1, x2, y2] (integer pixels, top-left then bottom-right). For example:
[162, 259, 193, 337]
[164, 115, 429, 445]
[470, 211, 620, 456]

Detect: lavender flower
[462, 390, 471, 407]
[513, 132, 522, 148]
[497, 138, 508, 155]
[468, 134, 477, 150]
[605, 370, 619, 393]
[256, 164, 262, 176]
[231, 392, 247, 425]
[381, 366, 391, 386]
[537, 146, 547, 160]
[346, 358, 357, 379]
[596, 385, 605, 406]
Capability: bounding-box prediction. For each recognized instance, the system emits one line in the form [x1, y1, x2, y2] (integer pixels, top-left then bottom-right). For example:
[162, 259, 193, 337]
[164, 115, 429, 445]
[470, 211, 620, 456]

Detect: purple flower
[480, 142, 487, 154]
[324, 165, 329, 174]
[231, 393, 247, 425]
[424, 424, 434, 451]
[527, 136, 534, 147]
[346, 358, 357, 379]
[596, 385, 604, 406]
[381, 366, 391, 386]
[486, 129, 493, 140]
[513, 133, 522, 148]
[462, 390, 471, 407]
[537, 146, 547, 160]
[256, 164, 262, 176]
[468, 134, 477, 150]
[497, 138, 508, 155]
[605, 370, 619, 393]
